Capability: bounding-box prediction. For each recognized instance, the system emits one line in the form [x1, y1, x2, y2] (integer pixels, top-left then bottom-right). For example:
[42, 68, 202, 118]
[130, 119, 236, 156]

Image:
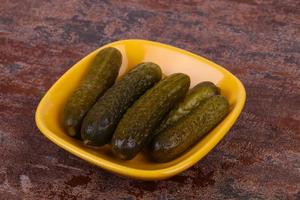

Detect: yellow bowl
[35, 39, 246, 180]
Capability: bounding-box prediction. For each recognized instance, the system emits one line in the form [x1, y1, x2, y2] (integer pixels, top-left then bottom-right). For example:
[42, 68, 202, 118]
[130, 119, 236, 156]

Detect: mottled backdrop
[0, 0, 299, 199]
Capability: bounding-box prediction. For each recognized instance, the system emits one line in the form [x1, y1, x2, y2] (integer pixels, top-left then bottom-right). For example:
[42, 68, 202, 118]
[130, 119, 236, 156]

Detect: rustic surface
[0, 0, 299, 199]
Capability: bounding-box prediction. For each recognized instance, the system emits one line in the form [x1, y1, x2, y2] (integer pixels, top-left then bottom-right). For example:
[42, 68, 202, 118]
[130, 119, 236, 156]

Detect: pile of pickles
[63, 47, 229, 162]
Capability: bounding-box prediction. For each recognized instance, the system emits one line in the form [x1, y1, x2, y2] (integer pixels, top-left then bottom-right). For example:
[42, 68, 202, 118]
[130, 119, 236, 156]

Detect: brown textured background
[0, 0, 299, 199]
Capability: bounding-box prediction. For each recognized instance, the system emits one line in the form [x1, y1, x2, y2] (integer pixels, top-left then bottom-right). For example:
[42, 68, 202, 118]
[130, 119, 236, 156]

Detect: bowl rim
[35, 39, 246, 180]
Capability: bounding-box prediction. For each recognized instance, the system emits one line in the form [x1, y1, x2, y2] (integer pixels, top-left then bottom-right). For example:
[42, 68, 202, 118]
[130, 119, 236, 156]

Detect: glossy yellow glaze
[35, 39, 246, 180]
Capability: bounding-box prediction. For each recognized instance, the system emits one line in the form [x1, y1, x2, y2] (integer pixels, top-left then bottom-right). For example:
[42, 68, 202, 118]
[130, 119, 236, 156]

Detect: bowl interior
[36, 40, 245, 177]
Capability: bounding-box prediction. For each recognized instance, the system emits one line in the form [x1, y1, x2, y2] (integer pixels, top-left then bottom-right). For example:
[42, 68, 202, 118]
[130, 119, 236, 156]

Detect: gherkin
[81, 62, 162, 146]
[151, 95, 229, 163]
[112, 73, 190, 160]
[154, 81, 220, 135]
[63, 47, 122, 138]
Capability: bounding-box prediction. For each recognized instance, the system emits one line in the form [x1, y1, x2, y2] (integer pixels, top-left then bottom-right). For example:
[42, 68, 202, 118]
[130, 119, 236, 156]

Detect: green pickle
[81, 62, 162, 146]
[154, 81, 220, 135]
[112, 73, 191, 160]
[63, 47, 122, 138]
[151, 95, 229, 163]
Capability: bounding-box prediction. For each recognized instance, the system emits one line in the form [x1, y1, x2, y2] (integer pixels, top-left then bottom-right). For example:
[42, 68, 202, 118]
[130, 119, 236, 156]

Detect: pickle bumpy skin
[63, 47, 122, 138]
[112, 73, 190, 160]
[81, 62, 162, 146]
[151, 95, 229, 163]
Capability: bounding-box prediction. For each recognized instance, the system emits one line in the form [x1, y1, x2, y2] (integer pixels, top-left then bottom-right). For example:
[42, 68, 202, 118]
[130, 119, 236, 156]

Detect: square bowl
[35, 39, 246, 180]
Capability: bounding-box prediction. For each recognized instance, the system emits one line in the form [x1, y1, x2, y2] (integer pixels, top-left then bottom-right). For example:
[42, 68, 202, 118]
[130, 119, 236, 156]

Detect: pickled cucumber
[154, 81, 220, 135]
[151, 95, 229, 162]
[81, 62, 162, 146]
[112, 73, 190, 160]
[63, 47, 122, 138]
